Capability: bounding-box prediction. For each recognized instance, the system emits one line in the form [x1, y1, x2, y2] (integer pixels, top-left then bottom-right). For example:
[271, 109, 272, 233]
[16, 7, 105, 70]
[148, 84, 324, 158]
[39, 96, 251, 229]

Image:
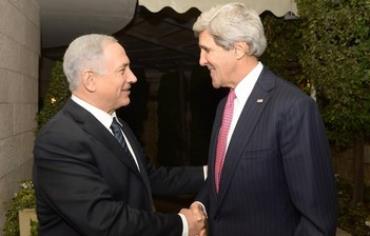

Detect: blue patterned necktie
[110, 117, 127, 150]
[110, 117, 141, 172]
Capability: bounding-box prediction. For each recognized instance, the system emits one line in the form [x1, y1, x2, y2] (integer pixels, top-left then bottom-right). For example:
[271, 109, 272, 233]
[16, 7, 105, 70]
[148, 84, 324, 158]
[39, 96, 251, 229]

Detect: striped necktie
[215, 89, 236, 192]
[110, 117, 128, 151]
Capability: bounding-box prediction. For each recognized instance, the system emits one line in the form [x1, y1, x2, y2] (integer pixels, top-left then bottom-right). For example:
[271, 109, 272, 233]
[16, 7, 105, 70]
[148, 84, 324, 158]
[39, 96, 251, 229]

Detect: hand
[190, 202, 208, 236]
[199, 228, 208, 236]
[179, 206, 206, 236]
[190, 202, 207, 222]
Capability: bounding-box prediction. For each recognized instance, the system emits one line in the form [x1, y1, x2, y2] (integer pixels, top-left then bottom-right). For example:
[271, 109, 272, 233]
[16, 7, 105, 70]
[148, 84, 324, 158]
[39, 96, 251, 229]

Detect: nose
[128, 68, 137, 84]
[199, 50, 207, 66]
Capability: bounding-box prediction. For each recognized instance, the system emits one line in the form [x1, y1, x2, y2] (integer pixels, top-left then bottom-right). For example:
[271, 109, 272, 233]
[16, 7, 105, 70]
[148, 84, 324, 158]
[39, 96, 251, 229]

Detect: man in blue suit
[192, 3, 336, 235]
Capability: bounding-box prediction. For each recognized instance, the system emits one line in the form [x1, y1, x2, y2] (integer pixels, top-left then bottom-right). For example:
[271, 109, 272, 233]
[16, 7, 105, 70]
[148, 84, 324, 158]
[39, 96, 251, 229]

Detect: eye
[200, 48, 209, 55]
[120, 67, 126, 75]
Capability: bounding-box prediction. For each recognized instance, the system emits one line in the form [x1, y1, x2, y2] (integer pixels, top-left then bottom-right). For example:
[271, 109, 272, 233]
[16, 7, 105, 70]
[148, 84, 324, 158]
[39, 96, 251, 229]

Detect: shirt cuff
[203, 165, 208, 180]
[178, 213, 188, 236]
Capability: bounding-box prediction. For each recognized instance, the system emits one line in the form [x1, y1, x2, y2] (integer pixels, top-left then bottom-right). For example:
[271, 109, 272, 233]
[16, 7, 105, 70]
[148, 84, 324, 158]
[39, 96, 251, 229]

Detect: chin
[211, 81, 221, 89]
[117, 99, 130, 109]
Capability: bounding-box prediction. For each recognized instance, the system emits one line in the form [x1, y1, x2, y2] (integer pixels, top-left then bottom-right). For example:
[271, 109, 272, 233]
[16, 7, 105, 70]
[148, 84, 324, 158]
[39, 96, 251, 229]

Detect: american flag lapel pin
[256, 99, 264, 103]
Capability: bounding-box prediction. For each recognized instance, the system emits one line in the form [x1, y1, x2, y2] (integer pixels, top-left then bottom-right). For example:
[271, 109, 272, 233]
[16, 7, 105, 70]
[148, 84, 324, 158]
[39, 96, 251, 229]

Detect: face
[198, 30, 237, 88]
[95, 42, 137, 113]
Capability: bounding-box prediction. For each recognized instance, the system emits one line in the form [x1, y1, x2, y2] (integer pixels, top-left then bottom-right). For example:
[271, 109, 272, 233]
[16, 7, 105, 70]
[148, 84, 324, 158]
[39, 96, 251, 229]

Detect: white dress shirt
[226, 62, 263, 149]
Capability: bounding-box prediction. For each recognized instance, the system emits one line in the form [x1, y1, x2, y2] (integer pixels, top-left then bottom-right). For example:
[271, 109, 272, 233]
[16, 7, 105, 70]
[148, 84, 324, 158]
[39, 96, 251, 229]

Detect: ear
[234, 41, 249, 59]
[80, 70, 97, 92]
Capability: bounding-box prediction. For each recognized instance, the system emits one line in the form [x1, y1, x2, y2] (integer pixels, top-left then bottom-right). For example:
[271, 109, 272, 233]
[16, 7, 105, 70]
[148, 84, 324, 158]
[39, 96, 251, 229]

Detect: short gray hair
[193, 2, 267, 57]
[63, 34, 117, 91]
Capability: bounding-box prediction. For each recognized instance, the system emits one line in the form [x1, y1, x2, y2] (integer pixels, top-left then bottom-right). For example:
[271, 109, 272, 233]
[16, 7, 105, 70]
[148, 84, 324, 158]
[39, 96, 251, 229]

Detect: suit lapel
[119, 119, 153, 197]
[214, 68, 276, 212]
[63, 100, 142, 178]
[209, 98, 226, 198]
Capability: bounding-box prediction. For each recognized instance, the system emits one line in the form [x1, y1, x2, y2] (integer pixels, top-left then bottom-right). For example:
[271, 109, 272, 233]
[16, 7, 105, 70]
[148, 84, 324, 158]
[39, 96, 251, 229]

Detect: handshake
[180, 202, 208, 236]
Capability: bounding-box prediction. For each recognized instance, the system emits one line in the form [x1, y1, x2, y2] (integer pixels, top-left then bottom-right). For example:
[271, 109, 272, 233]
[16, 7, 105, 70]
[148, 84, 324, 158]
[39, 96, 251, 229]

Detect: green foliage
[260, 7, 370, 234]
[2, 181, 36, 236]
[296, 0, 370, 147]
[30, 220, 38, 236]
[336, 176, 370, 235]
[261, 13, 308, 92]
[37, 61, 70, 130]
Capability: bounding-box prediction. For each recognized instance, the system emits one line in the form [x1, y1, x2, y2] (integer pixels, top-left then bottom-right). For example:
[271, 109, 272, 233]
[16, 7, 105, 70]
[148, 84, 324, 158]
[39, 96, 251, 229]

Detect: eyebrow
[114, 63, 129, 73]
[199, 45, 210, 51]
[119, 63, 129, 69]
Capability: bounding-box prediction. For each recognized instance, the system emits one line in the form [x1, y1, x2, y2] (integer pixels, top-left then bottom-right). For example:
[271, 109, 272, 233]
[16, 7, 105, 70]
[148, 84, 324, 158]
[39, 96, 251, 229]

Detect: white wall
[0, 0, 40, 232]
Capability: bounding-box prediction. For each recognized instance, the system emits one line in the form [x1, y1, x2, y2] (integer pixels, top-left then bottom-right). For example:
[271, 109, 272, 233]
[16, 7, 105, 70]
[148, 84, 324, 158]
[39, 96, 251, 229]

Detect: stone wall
[0, 0, 40, 233]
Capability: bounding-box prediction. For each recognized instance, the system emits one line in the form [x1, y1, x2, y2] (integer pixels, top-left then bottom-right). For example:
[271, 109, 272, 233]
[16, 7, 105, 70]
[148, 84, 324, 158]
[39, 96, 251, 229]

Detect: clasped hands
[180, 202, 208, 236]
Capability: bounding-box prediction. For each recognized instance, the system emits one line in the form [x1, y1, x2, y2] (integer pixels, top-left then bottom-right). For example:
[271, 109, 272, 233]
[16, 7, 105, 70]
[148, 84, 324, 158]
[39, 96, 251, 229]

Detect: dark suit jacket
[33, 99, 204, 236]
[197, 67, 336, 236]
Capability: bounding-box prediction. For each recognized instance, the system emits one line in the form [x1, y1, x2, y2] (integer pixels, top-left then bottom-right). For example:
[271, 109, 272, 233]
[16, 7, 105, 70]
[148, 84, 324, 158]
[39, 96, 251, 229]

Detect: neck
[72, 91, 113, 115]
[229, 56, 258, 89]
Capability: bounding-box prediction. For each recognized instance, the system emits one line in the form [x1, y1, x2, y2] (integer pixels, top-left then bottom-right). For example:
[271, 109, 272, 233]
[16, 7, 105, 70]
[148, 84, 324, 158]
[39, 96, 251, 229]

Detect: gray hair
[63, 34, 117, 91]
[193, 2, 267, 57]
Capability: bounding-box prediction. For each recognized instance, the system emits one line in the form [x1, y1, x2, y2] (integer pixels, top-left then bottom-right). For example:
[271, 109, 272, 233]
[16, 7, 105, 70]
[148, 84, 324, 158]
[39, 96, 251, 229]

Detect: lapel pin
[256, 99, 264, 103]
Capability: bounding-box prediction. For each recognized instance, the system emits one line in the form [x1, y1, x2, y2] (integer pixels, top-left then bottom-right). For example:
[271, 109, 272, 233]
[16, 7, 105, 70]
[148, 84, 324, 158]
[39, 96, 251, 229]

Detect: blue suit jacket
[198, 67, 336, 236]
[33, 99, 204, 236]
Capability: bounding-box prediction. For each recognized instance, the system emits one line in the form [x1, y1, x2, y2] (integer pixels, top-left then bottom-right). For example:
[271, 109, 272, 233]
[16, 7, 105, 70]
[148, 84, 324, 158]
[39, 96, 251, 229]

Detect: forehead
[198, 30, 217, 47]
[102, 41, 129, 66]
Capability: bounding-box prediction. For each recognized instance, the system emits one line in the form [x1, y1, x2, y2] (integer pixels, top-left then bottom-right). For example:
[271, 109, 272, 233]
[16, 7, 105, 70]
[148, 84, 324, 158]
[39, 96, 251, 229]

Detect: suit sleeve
[120, 119, 205, 196]
[144, 158, 205, 196]
[194, 179, 210, 211]
[33, 130, 182, 236]
[279, 97, 336, 235]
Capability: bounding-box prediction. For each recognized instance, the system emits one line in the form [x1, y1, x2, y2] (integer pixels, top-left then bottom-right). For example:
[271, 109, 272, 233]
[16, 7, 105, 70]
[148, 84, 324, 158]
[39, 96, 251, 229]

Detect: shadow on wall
[117, 68, 149, 145]
[189, 66, 227, 165]
[118, 65, 226, 167]
[157, 66, 226, 166]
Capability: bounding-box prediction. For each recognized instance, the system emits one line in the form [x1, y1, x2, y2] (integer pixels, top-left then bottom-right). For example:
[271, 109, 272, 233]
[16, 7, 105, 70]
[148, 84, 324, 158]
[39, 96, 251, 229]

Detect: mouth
[206, 65, 214, 71]
[208, 68, 216, 78]
[121, 88, 131, 94]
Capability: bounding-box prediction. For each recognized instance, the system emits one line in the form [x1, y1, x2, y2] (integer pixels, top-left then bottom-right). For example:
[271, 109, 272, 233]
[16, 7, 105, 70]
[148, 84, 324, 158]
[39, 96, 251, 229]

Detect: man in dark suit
[33, 34, 206, 236]
[192, 3, 336, 236]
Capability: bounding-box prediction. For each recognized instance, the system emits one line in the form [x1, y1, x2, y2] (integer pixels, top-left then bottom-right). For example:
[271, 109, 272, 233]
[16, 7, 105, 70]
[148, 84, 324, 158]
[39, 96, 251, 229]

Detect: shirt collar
[71, 95, 117, 131]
